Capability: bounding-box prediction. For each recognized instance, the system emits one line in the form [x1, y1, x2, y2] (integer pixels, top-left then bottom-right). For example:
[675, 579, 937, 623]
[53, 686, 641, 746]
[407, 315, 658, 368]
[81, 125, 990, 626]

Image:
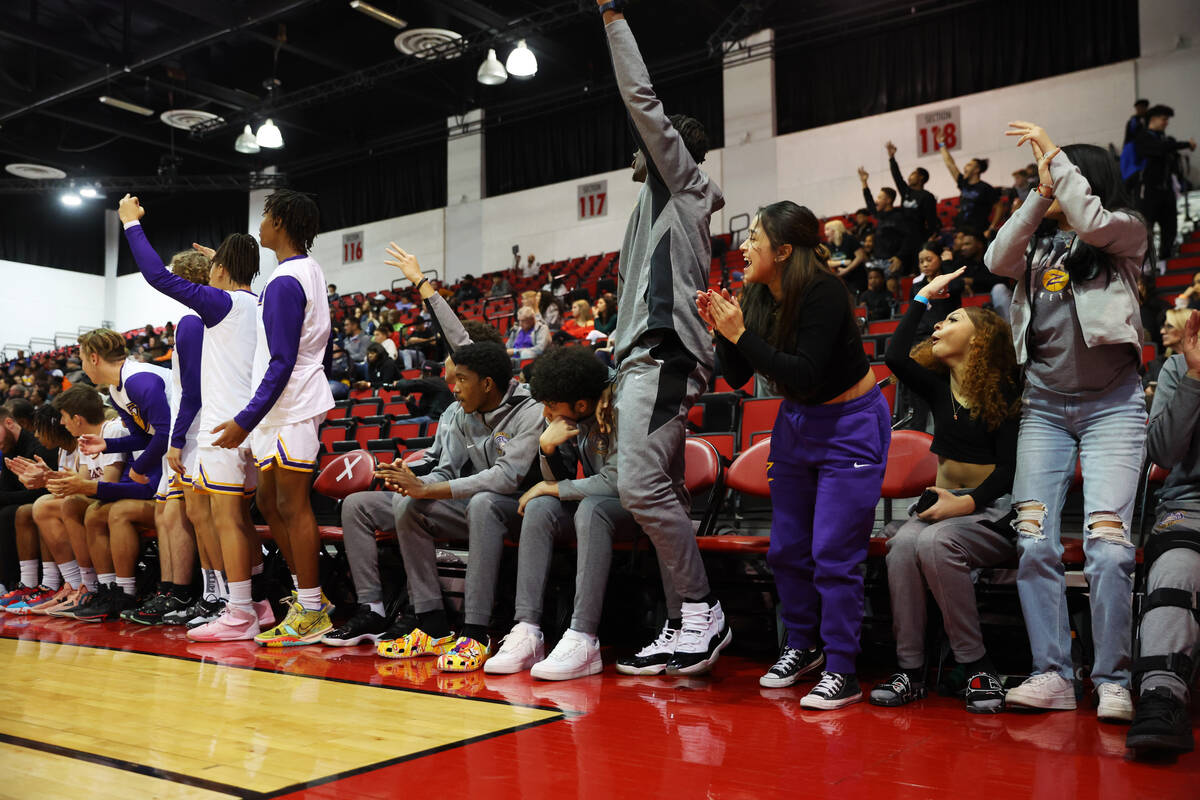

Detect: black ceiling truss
[0, 170, 288, 195]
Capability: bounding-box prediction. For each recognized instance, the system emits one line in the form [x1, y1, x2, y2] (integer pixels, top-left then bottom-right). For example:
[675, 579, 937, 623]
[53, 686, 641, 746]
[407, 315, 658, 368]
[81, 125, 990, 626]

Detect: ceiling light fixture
[98, 95, 154, 116]
[235, 124, 262, 153]
[78, 185, 101, 199]
[476, 49, 508, 85]
[60, 191, 82, 207]
[256, 119, 283, 149]
[349, 1, 408, 30]
[505, 40, 537, 78]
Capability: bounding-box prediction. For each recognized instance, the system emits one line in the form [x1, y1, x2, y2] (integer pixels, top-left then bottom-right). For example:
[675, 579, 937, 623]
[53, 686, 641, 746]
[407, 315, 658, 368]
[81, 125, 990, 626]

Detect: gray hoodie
[1146, 354, 1200, 512]
[540, 412, 618, 502]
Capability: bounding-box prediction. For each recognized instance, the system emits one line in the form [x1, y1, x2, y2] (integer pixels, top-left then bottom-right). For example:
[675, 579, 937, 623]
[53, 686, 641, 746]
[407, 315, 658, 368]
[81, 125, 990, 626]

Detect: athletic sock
[171, 581, 193, 603]
[59, 560, 81, 589]
[158, 581, 174, 595]
[251, 562, 264, 576]
[291, 573, 300, 591]
[18, 559, 38, 588]
[200, 569, 217, 602]
[297, 586, 322, 612]
[115, 576, 137, 596]
[514, 620, 540, 636]
[461, 623, 489, 644]
[216, 571, 230, 600]
[416, 609, 451, 638]
[42, 562, 62, 591]
[97, 572, 116, 589]
[227, 579, 254, 615]
[80, 567, 98, 592]
[367, 601, 385, 617]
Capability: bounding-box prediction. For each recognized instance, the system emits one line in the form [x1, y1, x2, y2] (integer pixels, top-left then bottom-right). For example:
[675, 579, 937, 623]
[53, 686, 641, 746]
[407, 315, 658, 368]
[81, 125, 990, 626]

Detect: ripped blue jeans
[1011, 376, 1146, 687]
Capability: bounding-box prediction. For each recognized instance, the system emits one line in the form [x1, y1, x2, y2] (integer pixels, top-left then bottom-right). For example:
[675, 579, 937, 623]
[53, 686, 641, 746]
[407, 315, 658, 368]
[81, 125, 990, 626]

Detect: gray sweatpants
[613, 335, 712, 603]
[1140, 512, 1200, 702]
[516, 494, 681, 635]
[886, 495, 1015, 669]
[341, 490, 399, 606]
[394, 491, 522, 627]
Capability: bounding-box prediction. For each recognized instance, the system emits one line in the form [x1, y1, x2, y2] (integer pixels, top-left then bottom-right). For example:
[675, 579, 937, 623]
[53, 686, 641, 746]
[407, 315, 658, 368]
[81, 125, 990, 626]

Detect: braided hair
[263, 189, 320, 252]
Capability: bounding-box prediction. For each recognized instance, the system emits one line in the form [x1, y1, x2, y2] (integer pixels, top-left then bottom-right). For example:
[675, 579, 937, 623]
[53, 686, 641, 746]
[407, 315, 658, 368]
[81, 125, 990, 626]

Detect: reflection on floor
[2, 614, 1197, 800]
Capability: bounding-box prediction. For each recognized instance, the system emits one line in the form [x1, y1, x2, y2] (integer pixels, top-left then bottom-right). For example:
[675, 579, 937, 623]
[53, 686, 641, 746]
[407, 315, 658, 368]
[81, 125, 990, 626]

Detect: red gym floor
[2, 613, 1197, 799]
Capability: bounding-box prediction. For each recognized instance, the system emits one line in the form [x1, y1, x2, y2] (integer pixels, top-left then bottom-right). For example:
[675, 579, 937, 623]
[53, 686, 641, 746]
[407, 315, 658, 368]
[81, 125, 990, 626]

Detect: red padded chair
[738, 397, 782, 453]
[684, 437, 725, 537]
[881, 429, 938, 500]
[698, 436, 770, 554]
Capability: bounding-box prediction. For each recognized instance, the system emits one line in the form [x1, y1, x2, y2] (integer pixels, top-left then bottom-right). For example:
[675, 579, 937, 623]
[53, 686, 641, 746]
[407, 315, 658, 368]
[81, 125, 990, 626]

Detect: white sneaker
[1005, 672, 1076, 711]
[665, 600, 731, 676]
[616, 622, 680, 675]
[482, 623, 545, 674]
[530, 629, 603, 681]
[1096, 682, 1134, 723]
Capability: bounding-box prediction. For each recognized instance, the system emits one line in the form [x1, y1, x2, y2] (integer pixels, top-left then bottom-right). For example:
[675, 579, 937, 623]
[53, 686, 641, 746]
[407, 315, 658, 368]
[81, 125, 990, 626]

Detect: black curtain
[299, 139, 447, 233]
[0, 194, 106, 274]
[116, 191, 248, 275]
[777, 0, 1140, 134]
[485, 64, 724, 197]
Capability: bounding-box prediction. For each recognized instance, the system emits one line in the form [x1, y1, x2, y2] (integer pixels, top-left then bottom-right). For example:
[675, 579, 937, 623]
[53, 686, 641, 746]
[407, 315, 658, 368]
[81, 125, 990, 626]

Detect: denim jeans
[1012, 375, 1146, 687]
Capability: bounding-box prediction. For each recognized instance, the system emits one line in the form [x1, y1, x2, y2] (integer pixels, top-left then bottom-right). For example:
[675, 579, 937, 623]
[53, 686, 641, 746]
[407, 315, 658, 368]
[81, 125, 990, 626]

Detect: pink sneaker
[187, 605, 261, 642]
[254, 599, 275, 628]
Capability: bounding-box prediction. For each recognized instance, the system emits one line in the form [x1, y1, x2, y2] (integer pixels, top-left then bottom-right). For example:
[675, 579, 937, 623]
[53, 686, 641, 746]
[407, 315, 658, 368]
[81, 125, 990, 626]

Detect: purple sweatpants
[767, 386, 890, 674]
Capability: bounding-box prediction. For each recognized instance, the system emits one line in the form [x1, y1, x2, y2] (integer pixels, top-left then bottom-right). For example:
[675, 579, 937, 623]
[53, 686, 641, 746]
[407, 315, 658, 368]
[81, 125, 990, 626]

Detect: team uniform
[97, 361, 169, 503]
[82, 419, 129, 482]
[158, 312, 204, 502]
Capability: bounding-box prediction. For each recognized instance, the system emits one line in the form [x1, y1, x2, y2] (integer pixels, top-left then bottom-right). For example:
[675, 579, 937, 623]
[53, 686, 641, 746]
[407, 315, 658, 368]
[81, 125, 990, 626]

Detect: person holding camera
[874, 265, 1021, 713]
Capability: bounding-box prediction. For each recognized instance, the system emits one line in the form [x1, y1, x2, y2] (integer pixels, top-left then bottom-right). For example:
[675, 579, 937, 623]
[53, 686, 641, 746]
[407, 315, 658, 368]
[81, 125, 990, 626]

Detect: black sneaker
[965, 671, 1006, 714]
[321, 605, 388, 646]
[123, 591, 170, 624]
[58, 585, 103, 618]
[869, 672, 928, 707]
[665, 601, 732, 676]
[800, 671, 863, 710]
[617, 622, 681, 676]
[184, 598, 226, 629]
[760, 646, 825, 688]
[75, 584, 136, 623]
[163, 597, 210, 626]
[1127, 687, 1194, 755]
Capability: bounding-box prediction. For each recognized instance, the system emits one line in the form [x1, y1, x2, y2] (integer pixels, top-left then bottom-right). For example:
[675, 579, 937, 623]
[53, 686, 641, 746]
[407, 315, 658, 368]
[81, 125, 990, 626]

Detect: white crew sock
[97, 572, 116, 588]
[42, 562, 62, 591]
[367, 601, 385, 616]
[251, 561, 264, 576]
[297, 586, 322, 612]
[227, 579, 253, 615]
[58, 561, 81, 589]
[115, 576, 136, 596]
[514, 620, 541, 636]
[79, 566, 98, 591]
[18, 559, 38, 588]
[291, 573, 300, 591]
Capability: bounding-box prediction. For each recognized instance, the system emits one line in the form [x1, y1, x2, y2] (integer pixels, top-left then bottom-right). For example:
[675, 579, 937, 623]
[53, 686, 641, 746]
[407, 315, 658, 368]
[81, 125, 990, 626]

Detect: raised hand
[885, 141, 897, 158]
[857, 166, 869, 185]
[540, 416, 580, 454]
[384, 242, 424, 285]
[118, 193, 145, 224]
[77, 433, 106, 456]
[917, 266, 967, 301]
[1006, 121, 1057, 157]
[192, 242, 216, 259]
[1181, 310, 1200, 379]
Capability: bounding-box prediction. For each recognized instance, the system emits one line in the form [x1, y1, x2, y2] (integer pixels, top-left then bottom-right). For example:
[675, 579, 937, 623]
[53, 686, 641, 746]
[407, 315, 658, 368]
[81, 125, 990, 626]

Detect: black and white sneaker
[1127, 687, 1194, 754]
[800, 671, 863, 710]
[616, 622, 681, 676]
[760, 646, 825, 688]
[184, 598, 226, 629]
[321, 605, 388, 646]
[964, 671, 1005, 714]
[665, 600, 732, 676]
[869, 672, 927, 707]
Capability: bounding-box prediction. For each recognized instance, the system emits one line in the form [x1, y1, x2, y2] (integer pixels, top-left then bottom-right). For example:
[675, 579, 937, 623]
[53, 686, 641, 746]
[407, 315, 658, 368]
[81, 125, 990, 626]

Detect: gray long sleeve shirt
[605, 19, 724, 366]
[539, 413, 618, 502]
[1146, 354, 1200, 512]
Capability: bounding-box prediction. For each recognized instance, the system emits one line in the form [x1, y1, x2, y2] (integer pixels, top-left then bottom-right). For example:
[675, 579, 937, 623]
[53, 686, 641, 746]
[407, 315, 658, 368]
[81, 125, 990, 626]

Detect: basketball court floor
[2, 614, 1197, 799]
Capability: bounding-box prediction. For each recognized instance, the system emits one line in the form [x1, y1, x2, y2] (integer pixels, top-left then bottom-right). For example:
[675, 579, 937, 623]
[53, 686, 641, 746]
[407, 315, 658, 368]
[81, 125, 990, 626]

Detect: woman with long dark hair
[985, 122, 1154, 722]
[698, 200, 889, 710]
[593, 293, 618, 336]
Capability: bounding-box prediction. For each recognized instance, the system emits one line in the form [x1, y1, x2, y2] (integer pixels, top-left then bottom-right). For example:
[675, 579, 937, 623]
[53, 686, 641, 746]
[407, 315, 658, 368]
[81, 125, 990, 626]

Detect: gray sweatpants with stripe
[516, 495, 682, 635]
[613, 335, 712, 604]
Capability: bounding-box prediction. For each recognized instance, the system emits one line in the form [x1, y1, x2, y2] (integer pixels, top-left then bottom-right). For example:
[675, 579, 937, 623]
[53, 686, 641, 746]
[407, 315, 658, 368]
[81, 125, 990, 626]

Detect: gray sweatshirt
[539, 413, 618, 502]
[605, 19, 724, 366]
[1146, 354, 1200, 512]
[984, 153, 1146, 368]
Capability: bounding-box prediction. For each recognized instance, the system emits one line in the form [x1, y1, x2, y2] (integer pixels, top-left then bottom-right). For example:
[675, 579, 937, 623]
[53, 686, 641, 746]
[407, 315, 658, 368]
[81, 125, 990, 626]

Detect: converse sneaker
[1127, 687, 1194, 754]
[616, 622, 680, 675]
[320, 605, 388, 646]
[760, 646, 825, 688]
[965, 671, 1006, 714]
[1096, 682, 1134, 723]
[483, 623, 545, 675]
[664, 601, 732, 676]
[800, 671, 863, 710]
[869, 672, 927, 707]
[1005, 672, 1076, 711]
[530, 629, 603, 681]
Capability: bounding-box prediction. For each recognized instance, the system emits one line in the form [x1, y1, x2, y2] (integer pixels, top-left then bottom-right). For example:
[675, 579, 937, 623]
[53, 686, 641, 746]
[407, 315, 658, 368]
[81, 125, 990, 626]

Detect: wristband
[1036, 183, 1054, 200]
[913, 294, 931, 306]
[415, 277, 429, 292]
[599, 0, 625, 13]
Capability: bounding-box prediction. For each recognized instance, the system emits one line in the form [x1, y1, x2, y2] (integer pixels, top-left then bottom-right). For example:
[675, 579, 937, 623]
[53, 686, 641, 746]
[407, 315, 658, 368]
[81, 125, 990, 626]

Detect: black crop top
[716, 271, 870, 405]
[884, 300, 1019, 509]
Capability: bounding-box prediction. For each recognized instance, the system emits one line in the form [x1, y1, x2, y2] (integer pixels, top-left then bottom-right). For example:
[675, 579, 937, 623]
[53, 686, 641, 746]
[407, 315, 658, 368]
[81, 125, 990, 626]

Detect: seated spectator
[391, 361, 454, 424]
[64, 357, 88, 386]
[327, 343, 351, 401]
[825, 220, 868, 293]
[561, 299, 596, 340]
[355, 343, 401, 390]
[543, 275, 569, 301]
[539, 291, 564, 331]
[1139, 273, 1171, 350]
[859, 166, 922, 280]
[593, 293, 618, 336]
[1145, 308, 1191, 402]
[935, 130, 1002, 237]
[490, 274, 513, 297]
[874, 266, 1020, 713]
[900, 244, 964, 430]
[342, 317, 371, 366]
[1174, 272, 1200, 310]
[507, 307, 550, 360]
[327, 283, 339, 303]
[0, 400, 56, 593]
[886, 141, 940, 242]
[404, 314, 445, 364]
[851, 208, 875, 240]
[372, 323, 398, 360]
[953, 226, 1013, 321]
[857, 267, 895, 322]
[452, 275, 483, 308]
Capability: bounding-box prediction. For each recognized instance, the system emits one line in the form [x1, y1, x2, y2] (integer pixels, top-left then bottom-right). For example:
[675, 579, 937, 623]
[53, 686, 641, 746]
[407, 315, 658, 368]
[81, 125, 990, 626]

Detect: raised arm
[385, 243, 472, 353]
[859, 167, 878, 215]
[935, 129, 962, 181]
[603, 11, 701, 194]
[887, 143, 913, 202]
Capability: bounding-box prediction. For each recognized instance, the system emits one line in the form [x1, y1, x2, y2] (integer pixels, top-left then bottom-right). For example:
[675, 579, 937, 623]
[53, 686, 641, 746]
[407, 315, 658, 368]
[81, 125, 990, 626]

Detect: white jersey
[58, 447, 79, 474]
[79, 419, 128, 479]
[108, 359, 173, 436]
[199, 290, 259, 444]
[251, 254, 334, 427]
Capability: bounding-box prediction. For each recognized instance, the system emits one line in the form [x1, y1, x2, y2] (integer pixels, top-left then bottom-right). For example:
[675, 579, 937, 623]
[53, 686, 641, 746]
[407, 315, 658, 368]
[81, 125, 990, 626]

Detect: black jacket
[0, 428, 56, 507]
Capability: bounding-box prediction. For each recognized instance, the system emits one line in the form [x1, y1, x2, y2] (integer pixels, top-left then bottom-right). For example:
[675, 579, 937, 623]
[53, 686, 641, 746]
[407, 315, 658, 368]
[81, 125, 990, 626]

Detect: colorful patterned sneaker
[47, 585, 88, 618]
[60, 585, 106, 619]
[289, 589, 335, 616]
[188, 605, 261, 642]
[437, 637, 492, 673]
[0, 584, 36, 610]
[32, 584, 76, 616]
[377, 628, 458, 660]
[253, 601, 332, 647]
[7, 585, 59, 616]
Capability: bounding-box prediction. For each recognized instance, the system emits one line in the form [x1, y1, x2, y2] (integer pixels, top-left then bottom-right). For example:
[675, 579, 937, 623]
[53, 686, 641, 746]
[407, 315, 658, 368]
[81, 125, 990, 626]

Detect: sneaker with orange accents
[6, 585, 58, 615]
[437, 636, 491, 673]
[0, 584, 36, 609]
[31, 584, 74, 615]
[377, 628, 457, 660]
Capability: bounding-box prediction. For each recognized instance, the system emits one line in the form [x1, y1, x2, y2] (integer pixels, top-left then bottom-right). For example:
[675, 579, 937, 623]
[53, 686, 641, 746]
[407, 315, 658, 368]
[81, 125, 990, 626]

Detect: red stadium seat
[725, 437, 772, 498]
[714, 376, 754, 394]
[695, 432, 735, 461]
[739, 397, 782, 453]
[350, 399, 382, 418]
[881, 430, 937, 499]
[384, 401, 411, 417]
[326, 404, 349, 421]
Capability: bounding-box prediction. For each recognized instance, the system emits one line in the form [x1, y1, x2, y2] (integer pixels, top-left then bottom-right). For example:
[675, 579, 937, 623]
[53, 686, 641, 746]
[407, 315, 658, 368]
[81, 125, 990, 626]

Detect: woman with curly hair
[872, 265, 1021, 712]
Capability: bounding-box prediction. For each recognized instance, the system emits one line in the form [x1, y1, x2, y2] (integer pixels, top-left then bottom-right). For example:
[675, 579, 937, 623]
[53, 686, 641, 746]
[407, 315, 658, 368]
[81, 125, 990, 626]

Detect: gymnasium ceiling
[0, 0, 931, 190]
